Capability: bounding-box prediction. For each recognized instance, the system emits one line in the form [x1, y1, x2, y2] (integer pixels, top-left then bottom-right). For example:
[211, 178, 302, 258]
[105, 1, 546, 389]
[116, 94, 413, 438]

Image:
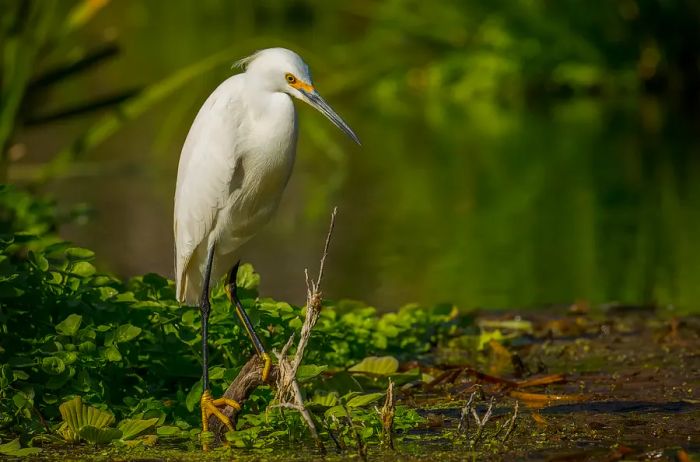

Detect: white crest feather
[232, 50, 263, 70]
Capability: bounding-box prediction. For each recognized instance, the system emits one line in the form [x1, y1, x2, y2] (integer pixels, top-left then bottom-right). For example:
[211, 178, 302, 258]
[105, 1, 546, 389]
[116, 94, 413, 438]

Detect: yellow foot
[261, 352, 272, 382]
[200, 389, 240, 450]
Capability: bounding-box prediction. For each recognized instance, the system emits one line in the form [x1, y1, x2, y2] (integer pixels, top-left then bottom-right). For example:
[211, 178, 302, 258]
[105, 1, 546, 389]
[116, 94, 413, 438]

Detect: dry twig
[272, 206, 338, 452]
[376, 379, 395, 449]
[471, 396, 494, 448]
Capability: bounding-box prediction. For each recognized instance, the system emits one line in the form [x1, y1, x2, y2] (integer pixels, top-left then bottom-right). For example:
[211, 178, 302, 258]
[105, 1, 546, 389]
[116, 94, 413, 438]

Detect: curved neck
[243, 73, 292, 119]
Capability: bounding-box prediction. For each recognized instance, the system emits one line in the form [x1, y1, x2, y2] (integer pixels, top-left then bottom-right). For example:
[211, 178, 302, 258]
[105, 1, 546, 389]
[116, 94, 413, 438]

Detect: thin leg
[198, 245, 241, 449]
[226, 261, 272, 382]
[200, 245, 215, 391]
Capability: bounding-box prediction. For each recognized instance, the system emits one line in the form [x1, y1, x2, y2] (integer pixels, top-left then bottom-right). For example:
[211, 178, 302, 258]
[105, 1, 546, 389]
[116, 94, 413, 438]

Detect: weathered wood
[207, 355, 279, 443]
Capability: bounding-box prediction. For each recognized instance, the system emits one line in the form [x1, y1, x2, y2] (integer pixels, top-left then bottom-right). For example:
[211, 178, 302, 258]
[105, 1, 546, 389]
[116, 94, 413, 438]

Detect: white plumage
[174, 48, 359, 304]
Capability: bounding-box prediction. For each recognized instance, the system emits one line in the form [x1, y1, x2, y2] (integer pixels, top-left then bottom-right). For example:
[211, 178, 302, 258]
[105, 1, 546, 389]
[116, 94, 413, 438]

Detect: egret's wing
[174, 75, 245, 303]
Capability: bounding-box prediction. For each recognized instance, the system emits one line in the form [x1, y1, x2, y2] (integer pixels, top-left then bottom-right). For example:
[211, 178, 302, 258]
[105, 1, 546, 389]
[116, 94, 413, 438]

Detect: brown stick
[208, 355, 279, 443]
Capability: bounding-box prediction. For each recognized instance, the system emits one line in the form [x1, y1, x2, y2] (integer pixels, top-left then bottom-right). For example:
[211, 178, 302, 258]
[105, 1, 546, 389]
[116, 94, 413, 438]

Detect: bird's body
[173, 48, 358, 444]
[174, 72, 298, 304]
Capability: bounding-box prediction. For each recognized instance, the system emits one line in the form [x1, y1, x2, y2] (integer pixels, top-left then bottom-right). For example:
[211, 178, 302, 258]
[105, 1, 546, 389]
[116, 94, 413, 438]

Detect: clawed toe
[200, 389, 241, 449]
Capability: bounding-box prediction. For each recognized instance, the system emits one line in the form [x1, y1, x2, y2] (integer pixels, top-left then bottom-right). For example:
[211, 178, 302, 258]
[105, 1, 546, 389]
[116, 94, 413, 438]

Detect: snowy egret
[173, 48, 359, 438]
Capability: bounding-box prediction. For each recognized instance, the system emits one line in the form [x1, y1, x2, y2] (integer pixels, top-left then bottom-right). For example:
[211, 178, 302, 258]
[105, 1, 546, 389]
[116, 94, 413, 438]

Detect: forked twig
[273, 206, 339, 452]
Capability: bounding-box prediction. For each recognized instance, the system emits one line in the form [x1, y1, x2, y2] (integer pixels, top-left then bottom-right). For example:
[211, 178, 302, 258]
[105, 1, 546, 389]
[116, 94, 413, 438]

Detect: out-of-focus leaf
[71, 261, 95, 277]
[79, 425, 122, 444]
[117, 418, 158, 440]
[348, 356, 399, 375]
[0, 438, 41, 456]
[65, 247, 95, 261]
[186, 380, 202, 412]
[296, 364, 327, 382]
[346, 392, 385, 408]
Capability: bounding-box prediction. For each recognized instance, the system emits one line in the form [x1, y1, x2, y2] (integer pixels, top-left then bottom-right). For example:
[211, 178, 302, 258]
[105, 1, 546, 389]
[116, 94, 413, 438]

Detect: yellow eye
[285, 73, 297, 84]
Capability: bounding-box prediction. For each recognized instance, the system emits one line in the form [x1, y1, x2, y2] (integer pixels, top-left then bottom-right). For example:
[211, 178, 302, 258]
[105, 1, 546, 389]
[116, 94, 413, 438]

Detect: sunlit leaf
[55, 314, 82, 336]
[0, 438, 41, 456]
[79, 425, 122, 444]
[296, 364, 327, 382]
[115, 324, 141, 343]
[71, 261, 96, 277]
[348, 356, 399, 375]
[65, 247, 95, 261]
[117, 417, 158, 440]
[59, 396, 115, 438]
[41, 357, 65, 375]
[156, 425, 181, 436]
[346, 392, 385, 408]
[102, 346, 122, 362]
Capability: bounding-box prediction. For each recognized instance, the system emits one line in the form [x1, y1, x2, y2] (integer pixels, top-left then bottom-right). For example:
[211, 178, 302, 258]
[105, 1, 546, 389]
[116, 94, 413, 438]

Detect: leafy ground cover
[1, 185, 699, 461]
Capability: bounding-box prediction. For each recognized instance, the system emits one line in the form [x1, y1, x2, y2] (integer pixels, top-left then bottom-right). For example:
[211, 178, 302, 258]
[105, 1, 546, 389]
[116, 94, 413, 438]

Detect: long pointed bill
[300, 89, 361, 145]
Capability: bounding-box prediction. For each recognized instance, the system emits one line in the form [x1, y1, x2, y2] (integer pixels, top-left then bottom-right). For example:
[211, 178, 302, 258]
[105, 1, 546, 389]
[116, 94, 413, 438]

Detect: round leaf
[41, 357, 66, 375]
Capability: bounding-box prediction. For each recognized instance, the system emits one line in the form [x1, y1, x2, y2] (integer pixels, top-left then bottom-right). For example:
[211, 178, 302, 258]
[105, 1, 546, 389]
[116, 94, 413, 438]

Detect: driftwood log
[208, 355, 279, 443]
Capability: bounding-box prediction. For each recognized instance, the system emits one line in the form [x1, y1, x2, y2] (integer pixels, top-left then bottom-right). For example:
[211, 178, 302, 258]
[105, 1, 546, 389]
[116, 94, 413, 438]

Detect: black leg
[198, 245, 240, 449]
[200, 244, 216, 391]
[227, 261, 272, 381]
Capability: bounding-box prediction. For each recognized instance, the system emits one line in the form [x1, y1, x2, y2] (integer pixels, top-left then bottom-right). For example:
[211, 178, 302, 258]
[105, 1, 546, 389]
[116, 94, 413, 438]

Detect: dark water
[18, 4, 700, 312]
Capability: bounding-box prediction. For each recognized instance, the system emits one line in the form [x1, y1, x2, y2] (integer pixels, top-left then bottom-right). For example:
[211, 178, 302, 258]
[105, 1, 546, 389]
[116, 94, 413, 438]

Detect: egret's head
[237, 48, 360, 145]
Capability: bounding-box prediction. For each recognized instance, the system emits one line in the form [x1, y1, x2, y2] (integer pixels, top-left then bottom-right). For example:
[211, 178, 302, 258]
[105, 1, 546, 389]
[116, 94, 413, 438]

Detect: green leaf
[0, 438, 20, 453]
[79, 425, 123, 444]
[309, 392, 338, 408]
[41, 357, 66, 375]
[103, 346, 122, 362]
[29, 251, 49, 271]
[209, 367, 225, 381]
[156, 426, 181, 436]
[117, 418, 159, 440]
[348, 356, 399, 375]
[346, 392, 385, 408]
[236, 263, 260, 290]
[115, 324, 142, 343]
[186, 380, 202, 412]
[71, 261, 96, 277]
[296, 364, 327, 382]
[56, 313, 82, 336]
[0, 438, 41, 456]
[324, 405, 348, 420]
[13, 391, 30, 409]
[59, 396, 115, 436]
[65, 247, 95, 261]
[289, 317, 303, 329]
[13, 370, 29, 381]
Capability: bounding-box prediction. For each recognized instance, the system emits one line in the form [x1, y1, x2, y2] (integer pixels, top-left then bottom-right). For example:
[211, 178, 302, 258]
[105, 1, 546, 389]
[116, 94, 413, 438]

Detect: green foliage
[0, 185, 460, 448]
[0, 437, 41, 457]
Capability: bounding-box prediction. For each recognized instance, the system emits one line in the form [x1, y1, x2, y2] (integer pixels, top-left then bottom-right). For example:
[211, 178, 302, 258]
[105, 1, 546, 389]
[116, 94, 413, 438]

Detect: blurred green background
[3, 0, 700, 311]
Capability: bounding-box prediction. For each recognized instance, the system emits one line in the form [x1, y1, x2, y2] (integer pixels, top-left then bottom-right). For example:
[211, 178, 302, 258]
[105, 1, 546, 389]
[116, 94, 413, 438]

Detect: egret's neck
[243, 73, 294, 120]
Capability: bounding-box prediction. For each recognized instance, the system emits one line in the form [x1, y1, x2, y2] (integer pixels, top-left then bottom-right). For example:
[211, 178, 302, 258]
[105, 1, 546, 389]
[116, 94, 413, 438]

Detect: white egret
[173, 48, 359, 438]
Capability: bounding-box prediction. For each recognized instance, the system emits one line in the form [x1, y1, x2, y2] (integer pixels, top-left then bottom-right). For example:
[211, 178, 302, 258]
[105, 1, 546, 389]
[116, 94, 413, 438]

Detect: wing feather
[174, 75, 245, 303]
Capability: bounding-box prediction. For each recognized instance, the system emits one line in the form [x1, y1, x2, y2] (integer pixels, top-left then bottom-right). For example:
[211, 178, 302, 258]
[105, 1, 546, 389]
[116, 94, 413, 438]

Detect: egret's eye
[285, 73, 297, 84]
